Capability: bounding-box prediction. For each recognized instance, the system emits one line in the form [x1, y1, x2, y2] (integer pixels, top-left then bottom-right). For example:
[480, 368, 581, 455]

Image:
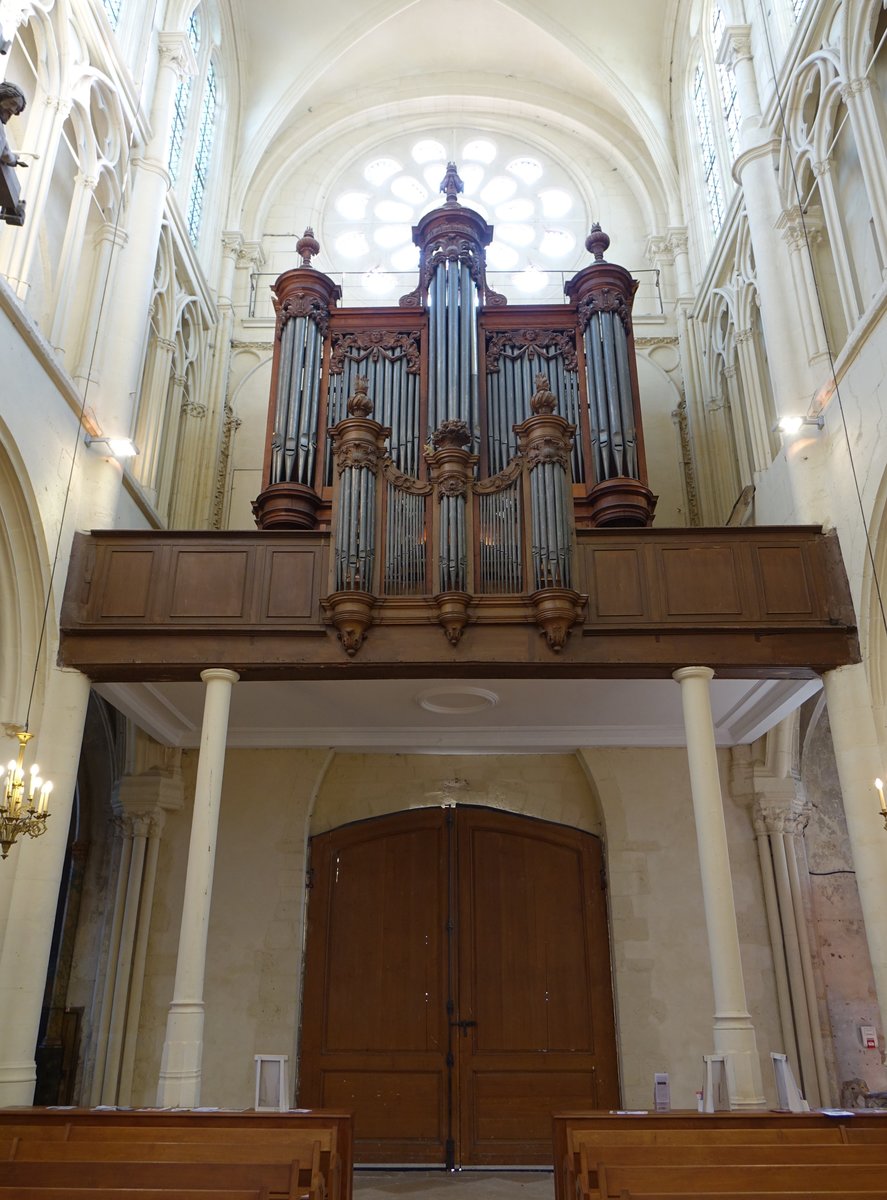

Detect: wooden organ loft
[60, 167, 857, 683]
[252, 164, 659, 655]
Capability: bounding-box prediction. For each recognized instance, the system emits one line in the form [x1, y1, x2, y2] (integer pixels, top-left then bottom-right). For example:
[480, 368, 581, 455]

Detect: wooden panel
[659, 546, 742, 616]
[319, 1071, 443, 1141]
[588, 549, 645, 618]
[299, 809, 450, 1165]
[59, 528, 859, 680]
[170, 551, 249, 618]
[265, 550, 316, 619]
[99, 551, 156, 618]
[457, 809, 617, 1165]
[756, 545, 815, 615]
[471, 1071, 598, 1143]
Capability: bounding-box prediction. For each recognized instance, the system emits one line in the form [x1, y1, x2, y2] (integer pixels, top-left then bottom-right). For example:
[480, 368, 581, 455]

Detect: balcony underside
[60, 525, 858, 683]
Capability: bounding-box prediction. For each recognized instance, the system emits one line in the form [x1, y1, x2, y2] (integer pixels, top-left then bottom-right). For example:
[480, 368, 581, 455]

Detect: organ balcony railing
[252, 164, 658, 655]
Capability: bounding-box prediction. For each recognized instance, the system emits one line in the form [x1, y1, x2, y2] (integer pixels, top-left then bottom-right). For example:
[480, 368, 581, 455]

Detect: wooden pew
[0, 1154, 321, 1200]
[0, 1191, 267, 1200]
[618, 1193, 887, 1199]
[596, 1161, 887, 1196]
[554, 1110, 887, 1200]
[0, 1108, 351, 1200]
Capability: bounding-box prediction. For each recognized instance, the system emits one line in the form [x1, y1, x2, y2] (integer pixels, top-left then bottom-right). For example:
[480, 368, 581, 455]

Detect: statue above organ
[252, 164, 658, 654]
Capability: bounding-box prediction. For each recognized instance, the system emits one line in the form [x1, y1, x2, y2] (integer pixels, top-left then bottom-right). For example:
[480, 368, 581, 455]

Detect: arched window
[100, 0, 123, 30]
[187, 58, 216, 241]
[166, 5, 220, 247]
[710, 4, 742, 162]
[693, 61, 725, 232]
[689, 2, 742, 238]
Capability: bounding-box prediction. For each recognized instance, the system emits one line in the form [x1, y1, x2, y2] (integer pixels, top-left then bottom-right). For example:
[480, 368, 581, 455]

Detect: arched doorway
[299, 805, 618, 1167]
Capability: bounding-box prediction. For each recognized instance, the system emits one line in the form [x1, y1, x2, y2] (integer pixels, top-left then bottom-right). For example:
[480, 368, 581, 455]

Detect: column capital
[221, 230, 244, 261]
[717, 24, 753, 70]
[200, 668, 240, 685]
[666, 226, 689, 256]
[157, 31, 198, 81]
[753, 794, 810, 837]
[236, 240, 265, 271]
[673, 665, 715, 684]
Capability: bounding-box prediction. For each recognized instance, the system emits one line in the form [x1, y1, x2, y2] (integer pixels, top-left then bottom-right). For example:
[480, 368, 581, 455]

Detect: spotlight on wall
[773, 414, 824, 435]
[85, 435, 140, 458]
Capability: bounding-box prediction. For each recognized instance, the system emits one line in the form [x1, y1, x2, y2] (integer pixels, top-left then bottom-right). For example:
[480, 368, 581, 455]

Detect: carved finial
[440, 162, 464, 205]
[347, 375, 373, 417]
[586, 222, 610, 263]
[530, 372, 558, 415]
[296, 226, 320, 268]
[431, 419, 472, 451]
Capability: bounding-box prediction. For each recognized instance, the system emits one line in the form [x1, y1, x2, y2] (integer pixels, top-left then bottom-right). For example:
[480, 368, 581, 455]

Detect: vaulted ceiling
[226, 0, 685, 238]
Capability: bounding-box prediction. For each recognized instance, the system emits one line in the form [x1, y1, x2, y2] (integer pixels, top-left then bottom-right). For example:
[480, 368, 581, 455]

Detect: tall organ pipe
[254, 243, 340, 531]
[564, 222, 656, 527]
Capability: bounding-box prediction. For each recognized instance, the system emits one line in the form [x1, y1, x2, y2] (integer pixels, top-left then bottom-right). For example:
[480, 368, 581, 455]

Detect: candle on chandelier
[876, 778, 887, 815]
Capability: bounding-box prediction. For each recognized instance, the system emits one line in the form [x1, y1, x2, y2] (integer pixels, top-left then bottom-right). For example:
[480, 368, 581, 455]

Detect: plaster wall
[802, 703, 887, 1095]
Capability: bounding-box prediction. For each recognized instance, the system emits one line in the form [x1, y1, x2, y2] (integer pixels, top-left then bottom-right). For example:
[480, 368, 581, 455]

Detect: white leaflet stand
[702, 1054, 731, 1112]
[771, 1052, 809, 1112]
[254, 1054, 289, 1111]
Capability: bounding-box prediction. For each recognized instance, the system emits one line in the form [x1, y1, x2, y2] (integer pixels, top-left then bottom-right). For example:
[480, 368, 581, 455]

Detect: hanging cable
[757, 0, 887, 643]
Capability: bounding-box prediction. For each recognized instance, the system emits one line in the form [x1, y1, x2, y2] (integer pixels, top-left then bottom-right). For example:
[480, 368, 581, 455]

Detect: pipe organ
[252, 164, 657, 654]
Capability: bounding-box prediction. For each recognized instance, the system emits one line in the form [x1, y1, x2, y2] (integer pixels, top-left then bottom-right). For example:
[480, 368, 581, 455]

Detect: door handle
[450, 1019, 477, 1035]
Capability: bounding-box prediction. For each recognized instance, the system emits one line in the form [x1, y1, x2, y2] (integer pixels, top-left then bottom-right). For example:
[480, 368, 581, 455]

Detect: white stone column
[48, 171, 99, 353]
[842, 78, 887, 272]
[673, 666, 765, 1108]
[0, 666, 91, 1105]
[822, 664, 887, 1033]
[88, 31, 196, 458]
[721, 26, 821, 422]
[156, 668, 238, 1108]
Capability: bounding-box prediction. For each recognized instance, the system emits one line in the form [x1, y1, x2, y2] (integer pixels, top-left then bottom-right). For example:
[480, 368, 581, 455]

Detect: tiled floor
[353, 1171, 554, 1200]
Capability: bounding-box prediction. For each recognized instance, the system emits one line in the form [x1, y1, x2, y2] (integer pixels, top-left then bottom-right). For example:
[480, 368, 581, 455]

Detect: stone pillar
[156, 668, 238, 1107]
[822, 664, 887, 1034]
[48, 171, 99, 353]
[0, 666, 91, 1105]
[673, 665, 765, 1108]
[842, 78, 887, 272]
[753, 793, 828, 1105]
[88, 31, 197, 467]
[721, 26, 820, 423]
[90, 767, 183, 1105]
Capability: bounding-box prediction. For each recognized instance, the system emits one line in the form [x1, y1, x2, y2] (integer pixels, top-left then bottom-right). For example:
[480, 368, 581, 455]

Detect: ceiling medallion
[416, 686, 499, 715]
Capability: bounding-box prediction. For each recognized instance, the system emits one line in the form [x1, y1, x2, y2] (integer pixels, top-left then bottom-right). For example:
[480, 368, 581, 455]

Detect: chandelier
[0, 729, 52, 858]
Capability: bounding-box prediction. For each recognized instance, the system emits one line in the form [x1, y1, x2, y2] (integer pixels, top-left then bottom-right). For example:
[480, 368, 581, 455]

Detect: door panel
[456, 808, 618, 1164]
[299, 806, 618, 1166]
[299, 809, 451, 1163]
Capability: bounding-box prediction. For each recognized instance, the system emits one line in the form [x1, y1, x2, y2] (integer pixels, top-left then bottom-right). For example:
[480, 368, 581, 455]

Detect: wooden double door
[298, 806, 618, 1166]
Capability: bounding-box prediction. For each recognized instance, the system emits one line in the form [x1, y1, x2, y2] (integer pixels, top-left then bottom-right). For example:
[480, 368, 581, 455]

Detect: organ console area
[252, 163, 657, 654]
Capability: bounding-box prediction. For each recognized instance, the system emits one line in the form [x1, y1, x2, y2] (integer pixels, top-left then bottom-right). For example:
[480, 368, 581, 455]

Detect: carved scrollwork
[526, 437, 572, 471]
[380, 457, 432, 495]
[437, 476, 469, 499]
[275, 293, 331, 340]
[329, 329, 422, 375]
[577, 288, 633, 333]
[335, 442, 384, 474]
[485, 329, 579, 373]
[473, 455, 524, 494]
